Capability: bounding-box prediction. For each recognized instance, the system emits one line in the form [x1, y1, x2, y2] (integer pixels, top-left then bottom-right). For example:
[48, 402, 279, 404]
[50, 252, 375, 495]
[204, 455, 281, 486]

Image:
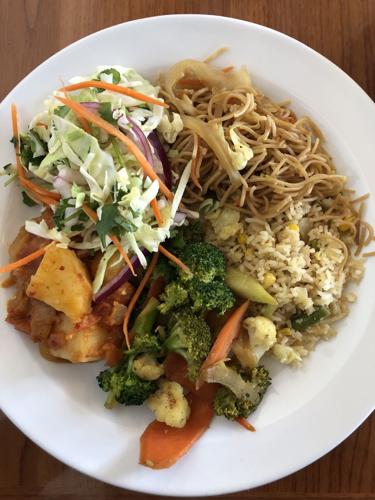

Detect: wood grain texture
[0, 0, 374, 498]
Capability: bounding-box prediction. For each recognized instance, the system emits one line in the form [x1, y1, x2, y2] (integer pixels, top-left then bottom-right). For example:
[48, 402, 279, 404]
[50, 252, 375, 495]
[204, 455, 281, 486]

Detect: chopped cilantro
[98, 68, 121, 84]
[54, 105, 70, 118]
[71, 223, 84, 232]
[98, 102, 117, 125]
[95, 204, 136, 245]
[53, 198, 75, 230]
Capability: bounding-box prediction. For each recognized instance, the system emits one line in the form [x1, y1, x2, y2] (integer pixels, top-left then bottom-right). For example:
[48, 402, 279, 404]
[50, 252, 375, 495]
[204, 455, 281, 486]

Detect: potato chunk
[48, 314, 108, 363]
[26, 245, 92, 321]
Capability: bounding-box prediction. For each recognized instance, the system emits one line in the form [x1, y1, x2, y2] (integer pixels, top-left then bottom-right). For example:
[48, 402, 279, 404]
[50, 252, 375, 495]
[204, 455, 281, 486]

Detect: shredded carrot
[123, 252, 159, 349]
[56, 97, 173, 201]
[222, 65, 234, 73]
[109, 234, 136, 276]
[198, 300, 250, 388]
[81, 204, 135, 276]
[82, 204, 98, 221]
[150, 198, 163, 226]
[60, 81, 168, 108]
[0, 243, 52, 273]
[236, 417, 255, 432]
[61, 86, 91, 133]
[11, 104, 60, 204]
[158, 245, 189, 273]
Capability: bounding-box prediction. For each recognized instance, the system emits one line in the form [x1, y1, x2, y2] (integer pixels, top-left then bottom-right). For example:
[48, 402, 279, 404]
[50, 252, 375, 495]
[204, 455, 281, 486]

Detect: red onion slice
[127, 117, 153, 166]
[93, 249, 150, 304]
[148, 131, 173, 189]
[80, 102, 100, 111]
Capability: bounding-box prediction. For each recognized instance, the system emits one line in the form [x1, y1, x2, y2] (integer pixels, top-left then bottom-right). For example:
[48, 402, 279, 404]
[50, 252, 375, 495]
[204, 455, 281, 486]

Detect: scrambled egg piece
[272, 344, 302, 365]
[233, 316, 277, 369]
[147, 380, 190, 428]
[133, 353, 164, 381]
[207, 207, 242, 240]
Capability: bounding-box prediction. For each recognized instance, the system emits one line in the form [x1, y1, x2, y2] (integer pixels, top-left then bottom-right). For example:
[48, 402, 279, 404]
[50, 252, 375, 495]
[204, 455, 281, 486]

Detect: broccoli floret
[97, 359, 157, 409]
[187, 277, 235, 315]
[131, 297, 163, 354]
[179, 242, 226, 283]
[164, 309, 212, 381]
[181, 220, 203, 243]
[97, 297, 162, 409]
[159, 281, 189, 314]
[151, 254, 177, 284]
[214, 366, 271, 420]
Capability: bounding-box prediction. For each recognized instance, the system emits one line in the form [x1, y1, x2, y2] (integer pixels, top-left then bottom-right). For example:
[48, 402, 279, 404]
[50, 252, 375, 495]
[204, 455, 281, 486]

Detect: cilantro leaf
[98, 102, 117, 125]
[22, 191, 37, 207]
[53, 198, 75, 230]
[95, 204, 136, 245]
[98, 68, 121, 84]
[71, 223, 84, 232]
[54, 105, 70, 118]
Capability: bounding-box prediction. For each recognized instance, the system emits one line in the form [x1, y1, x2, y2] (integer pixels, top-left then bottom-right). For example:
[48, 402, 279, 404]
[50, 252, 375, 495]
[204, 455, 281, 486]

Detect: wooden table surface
[0, 1, 374, 499]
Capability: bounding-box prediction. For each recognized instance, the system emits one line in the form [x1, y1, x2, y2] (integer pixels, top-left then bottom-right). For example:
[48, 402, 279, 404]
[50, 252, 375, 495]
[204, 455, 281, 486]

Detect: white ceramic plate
[0, 15, 374, 496]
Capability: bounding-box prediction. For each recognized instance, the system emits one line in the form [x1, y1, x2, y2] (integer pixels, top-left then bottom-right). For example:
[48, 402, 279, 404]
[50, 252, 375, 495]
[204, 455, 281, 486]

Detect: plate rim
[0, 14, 374, 496]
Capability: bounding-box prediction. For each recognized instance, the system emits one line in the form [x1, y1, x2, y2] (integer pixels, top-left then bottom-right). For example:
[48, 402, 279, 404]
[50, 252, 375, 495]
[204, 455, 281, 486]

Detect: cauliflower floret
[232, 316, 277, 369]
[146, 380, 191, 428]
[158, 112, 184, 143]
[272, 344, 302, 365]
[132, 353, 164, 381]
[207, 207, 242, 240]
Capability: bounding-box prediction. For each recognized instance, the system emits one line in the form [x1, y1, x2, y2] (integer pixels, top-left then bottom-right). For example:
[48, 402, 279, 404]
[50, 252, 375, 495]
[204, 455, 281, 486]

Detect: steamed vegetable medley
[3, 63, 358, 470]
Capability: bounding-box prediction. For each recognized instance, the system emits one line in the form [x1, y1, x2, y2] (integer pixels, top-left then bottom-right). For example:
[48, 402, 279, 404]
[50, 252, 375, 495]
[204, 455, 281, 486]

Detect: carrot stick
[60, 81, 168, 108]
[158, 245, 189, 273]
[151, 198, 163, 226]
[0, 243, 52, 273]
[198, 300, 249, 386]
[11, 104, 60, 204]
[139, 392, 214, 469]
[56, 97, 173, 201]
[81, 204, 135, 276]
[236, 417, 255, 432]
[123, 252, 159, 349]
[109, 234, 136, 276]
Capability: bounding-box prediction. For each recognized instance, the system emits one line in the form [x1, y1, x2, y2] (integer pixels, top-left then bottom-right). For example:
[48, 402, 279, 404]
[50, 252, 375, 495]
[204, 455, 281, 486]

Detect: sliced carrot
[123, 252, 159, 349]
[198, 300, 249, 386]
[60, 81, 168, 108]
[139, 392, 214, 469]
[150, 198, 163, 226]
[0, 243, 52, 273]
[11, 104, 60, 204]
[158, 245, 189, 273]
[236, 417, 255, 432]
[109, 234, 136, 276]
[56, 97, 173, 201]
[81, 204, 135, 276]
